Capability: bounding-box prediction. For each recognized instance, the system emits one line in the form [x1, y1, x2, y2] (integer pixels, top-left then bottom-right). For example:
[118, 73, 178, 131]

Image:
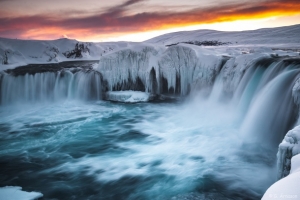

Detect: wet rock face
[63, 43, 90, 58]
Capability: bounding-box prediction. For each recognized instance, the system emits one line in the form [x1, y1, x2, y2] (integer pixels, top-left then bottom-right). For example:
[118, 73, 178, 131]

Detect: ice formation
[262, 126, 300, 200]
[95, 44, 225, 96]
[0, 186, 43, 200]
[95, 45, 159, 93]
[158, 45, 224, 95]
[105, 91, 151, 103]
[277, 126, 300, 179]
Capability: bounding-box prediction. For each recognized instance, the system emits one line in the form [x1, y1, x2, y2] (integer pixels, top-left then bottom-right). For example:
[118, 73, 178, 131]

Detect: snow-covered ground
[0, 186, 43, 200]
[0, 37, 136, 70]
[262, 126, 300, 200]
[262, 154, 300, 200]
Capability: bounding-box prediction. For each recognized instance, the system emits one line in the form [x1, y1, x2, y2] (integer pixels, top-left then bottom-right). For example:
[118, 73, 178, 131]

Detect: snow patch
[0, 186, 43, 200]
[262, 154, 300, 200]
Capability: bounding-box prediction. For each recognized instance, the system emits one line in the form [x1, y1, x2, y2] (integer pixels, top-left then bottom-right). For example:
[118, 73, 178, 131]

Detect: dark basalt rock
[166, 40, 231, 47]
[63, 43, 90, 58]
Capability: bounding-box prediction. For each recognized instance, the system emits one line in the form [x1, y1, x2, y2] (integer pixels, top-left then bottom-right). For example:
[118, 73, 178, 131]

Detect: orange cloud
[0, 0, 299, 41]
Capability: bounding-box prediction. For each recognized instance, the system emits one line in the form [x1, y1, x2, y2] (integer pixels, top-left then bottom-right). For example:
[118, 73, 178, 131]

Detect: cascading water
[1, 56, 300, 200]
[234, 59, 300, 148]
[0, 69, 102, 104]
[240, 69, 299, 146]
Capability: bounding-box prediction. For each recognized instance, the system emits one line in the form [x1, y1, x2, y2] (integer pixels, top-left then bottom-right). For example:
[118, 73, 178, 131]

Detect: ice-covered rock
[0, 37, 133, 69]
[221, 53, 271, 95]
[95, 43, 225, 96]
[95, 45, 160, 93]
[262, 154, 300, 200]
[0, 186, 43, 200]
[277, 126, 300, 179]
[105, 91, 151, 103]
[263, 126, 300, 199]
[159, 44, 224, 95]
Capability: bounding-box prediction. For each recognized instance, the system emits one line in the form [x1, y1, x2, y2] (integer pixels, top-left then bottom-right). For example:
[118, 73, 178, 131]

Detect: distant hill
[145, 24, 300, 48]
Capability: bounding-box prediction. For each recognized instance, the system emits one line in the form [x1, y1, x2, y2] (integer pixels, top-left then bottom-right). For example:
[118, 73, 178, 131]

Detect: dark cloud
[104, 0, 145, 16]
[123, 0, 145, 7]
[0, 0, 299, 40]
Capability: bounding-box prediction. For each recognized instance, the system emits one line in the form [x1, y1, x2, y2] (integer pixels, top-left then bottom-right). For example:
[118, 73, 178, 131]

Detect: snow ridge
[146, 24, 300, 48]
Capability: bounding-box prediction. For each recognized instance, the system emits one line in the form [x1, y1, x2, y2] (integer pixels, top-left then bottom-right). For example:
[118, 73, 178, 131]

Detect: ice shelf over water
[105, 91, 151, 103]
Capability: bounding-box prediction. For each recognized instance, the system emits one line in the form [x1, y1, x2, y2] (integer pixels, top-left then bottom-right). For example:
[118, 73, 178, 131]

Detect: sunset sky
[0, 0, 300, 42]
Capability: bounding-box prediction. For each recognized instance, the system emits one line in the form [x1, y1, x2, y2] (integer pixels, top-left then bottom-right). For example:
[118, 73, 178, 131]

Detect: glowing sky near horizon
[0, 0, 300, 42]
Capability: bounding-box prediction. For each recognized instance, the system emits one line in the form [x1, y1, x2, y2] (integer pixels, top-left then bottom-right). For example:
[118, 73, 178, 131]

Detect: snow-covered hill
[0, 37, 134, 69]
[145, 24, 300, 48]
[1, 24, 300, 70]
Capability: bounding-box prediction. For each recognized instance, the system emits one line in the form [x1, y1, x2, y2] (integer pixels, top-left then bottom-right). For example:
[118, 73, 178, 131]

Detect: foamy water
[0, 99, 276, 199]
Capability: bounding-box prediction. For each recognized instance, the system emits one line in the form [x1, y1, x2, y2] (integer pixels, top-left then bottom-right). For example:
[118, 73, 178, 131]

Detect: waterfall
[1, 56, 300, 149]
[240, 69, 299, 147]
[1, 53, 300, 200]
[0, 69, 102, 104]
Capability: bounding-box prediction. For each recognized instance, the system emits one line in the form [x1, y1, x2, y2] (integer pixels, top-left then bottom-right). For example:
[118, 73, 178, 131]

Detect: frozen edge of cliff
[262, 126, 300, 200]
[0, 186, 43, 200]
[277, 126, 300, 179]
